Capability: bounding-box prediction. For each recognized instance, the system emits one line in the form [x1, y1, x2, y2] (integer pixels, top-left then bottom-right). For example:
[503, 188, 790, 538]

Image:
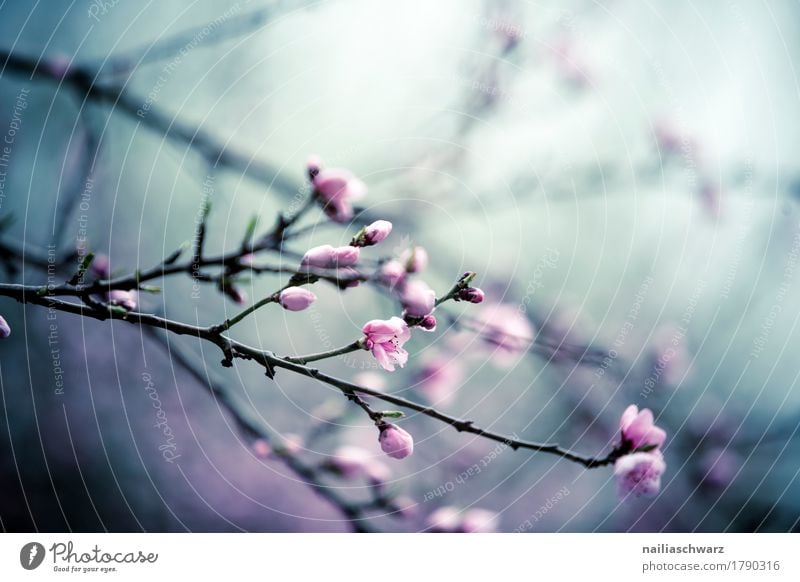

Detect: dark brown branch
[0, 281, 620, 469]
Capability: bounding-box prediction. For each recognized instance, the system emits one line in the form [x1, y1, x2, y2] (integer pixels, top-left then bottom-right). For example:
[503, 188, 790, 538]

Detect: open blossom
[619, 405, 667, 451]
[0, 315, 10, 339]
[301, 244, 360, 268]
[379, 424, 414, 459]
[312, 166, 367, 223]
[400, 280, 436, 317]
[400, 246, 428, 273]
[278, 287, 316, 311]
[380, 260, 406, 289]
[614, 451, 666, 498]
[361, 317, 411, 372]
[108, 289, 138, 310]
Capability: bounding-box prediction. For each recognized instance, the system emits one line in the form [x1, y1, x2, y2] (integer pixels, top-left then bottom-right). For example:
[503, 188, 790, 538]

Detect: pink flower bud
[0, 315, 10, 339]
[378, 424, 414, 459]
[400, 280, 436, 317]
[301, 244, 338, 268]
[278, 287, 316, 311]
[400, 246, 428, 273]
[108, 289, 138, 310]
[301, 245, 360, 269]
[456, 287, 485, 304]
[619, 405, 667, 451]
[240, 253, 256, 266]
[461, 508, 499, 533]
[380, 260, 406, 289]
[419, 314, 437, 331]
[362, 220, 392, 246]
[362, 317, 411, 372]
[332, 245, 360, 267]
[312, 167, 367, 223]
[614, 451, 666, 498]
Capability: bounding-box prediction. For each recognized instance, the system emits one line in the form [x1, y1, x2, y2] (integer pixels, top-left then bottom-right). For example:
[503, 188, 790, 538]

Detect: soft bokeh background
[1, 0, 799, 532]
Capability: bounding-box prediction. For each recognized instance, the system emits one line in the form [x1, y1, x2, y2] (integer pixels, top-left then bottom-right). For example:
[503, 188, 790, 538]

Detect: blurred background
[1, 0, 799, 532]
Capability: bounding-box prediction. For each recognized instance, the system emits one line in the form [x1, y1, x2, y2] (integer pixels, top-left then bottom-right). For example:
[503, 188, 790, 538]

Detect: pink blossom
[301, 244, 360, 268]
[461, 508, 499, 533]
[400, 280, 436, 317]
[378, 424, 414, 459]
[426, 506, 462, 532]
[619, 405, 667, 451]
[278, 287, 316, 311]
[359, 220, 393, 246]
[300, 244, 337, 268]
[614, 451, 666, 498]
[108, 289, 138, 310]
[0, 315, 10, 339]
[380, 260, 406, 289]
[332, 245, 360, 267]
[400, 246, 428, 273]
[312, 167, 367, 223]
[418, 314, 437, 332]
[456, 287, 485, 304]
[361, 317, 411, 372]
[416, 355, 464, 405]
[476, 303, 535, 365]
